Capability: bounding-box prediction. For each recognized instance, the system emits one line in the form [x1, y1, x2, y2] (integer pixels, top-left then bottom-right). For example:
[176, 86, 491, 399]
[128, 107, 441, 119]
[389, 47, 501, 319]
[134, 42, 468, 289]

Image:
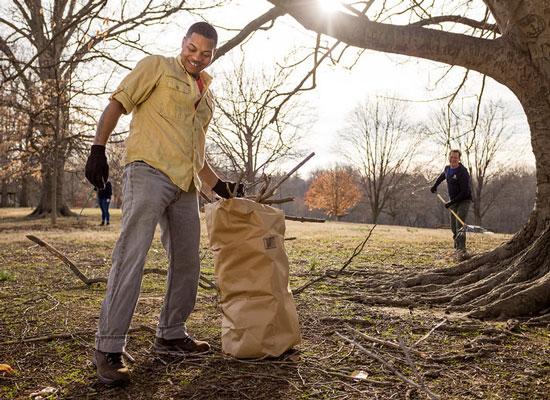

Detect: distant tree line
[274, 166, 535, 234]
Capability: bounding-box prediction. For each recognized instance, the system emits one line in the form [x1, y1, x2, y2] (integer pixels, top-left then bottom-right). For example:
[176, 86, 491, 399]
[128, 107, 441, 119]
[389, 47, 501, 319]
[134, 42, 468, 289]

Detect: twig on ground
[526, 312, 550, 324]
[26, 234, 216, 290]
[346, 325, 425, 358]
[335, 331, 441, 400]
[414, 319, 447, 347]
[292, 225, 376, 295]
[398, 333, 432, 399]
[329, 225, 377, 278]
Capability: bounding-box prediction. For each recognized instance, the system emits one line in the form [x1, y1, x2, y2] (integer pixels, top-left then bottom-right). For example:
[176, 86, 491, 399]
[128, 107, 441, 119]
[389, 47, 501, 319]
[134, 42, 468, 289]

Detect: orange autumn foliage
[304, 167, 362, 218]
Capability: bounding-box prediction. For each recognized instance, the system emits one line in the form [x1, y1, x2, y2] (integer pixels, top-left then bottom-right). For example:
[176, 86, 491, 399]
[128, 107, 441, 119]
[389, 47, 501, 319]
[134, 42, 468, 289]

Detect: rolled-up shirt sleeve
[110, 55, 162, 114]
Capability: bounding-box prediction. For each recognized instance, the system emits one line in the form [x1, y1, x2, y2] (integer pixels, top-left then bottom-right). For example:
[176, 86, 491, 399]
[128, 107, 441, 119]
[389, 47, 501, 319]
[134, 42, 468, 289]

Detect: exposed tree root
[28, 204, 77, 218]
[362, 216, 550, 319]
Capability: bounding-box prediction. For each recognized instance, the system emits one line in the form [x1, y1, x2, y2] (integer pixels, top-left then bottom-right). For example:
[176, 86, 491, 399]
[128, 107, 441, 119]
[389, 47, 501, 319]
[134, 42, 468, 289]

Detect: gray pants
[95, 162, 200, 353]
[449, 200, 470, 251]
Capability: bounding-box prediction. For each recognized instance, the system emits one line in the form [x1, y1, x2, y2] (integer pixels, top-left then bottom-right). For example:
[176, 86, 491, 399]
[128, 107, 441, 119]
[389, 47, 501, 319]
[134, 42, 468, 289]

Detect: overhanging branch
[268, 0, 509, 80]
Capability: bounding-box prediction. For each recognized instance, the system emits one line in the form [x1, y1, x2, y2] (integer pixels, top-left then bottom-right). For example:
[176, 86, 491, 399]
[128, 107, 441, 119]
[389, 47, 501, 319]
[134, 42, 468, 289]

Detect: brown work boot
[92, 350, 130, 385]
[153, 336, 210, 355]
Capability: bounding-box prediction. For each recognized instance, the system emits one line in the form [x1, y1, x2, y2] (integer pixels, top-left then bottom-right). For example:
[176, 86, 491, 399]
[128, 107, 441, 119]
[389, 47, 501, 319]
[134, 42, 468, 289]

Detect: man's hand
[213, 179, 245, 199]
[445, 201, 453, 208]
[85, 145, 109, 190]
[430, 185, 437, 194]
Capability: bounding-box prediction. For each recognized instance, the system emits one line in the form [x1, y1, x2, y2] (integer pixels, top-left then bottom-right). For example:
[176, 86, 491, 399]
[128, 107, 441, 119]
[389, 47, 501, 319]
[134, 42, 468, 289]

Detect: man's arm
[430, 170, 446, 192]
[199, 160, 245, 199]
[85, 99, 126, 189]
[93, 99, 126, 145]
[198, 159, 220, 190]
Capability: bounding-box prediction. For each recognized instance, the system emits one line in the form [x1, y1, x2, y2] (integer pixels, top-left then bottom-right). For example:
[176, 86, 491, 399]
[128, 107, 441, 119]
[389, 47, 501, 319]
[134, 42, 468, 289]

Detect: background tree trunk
[1, 180, 8, 207]
[29, 158, 75, 218]
[19, 175, 29, 207]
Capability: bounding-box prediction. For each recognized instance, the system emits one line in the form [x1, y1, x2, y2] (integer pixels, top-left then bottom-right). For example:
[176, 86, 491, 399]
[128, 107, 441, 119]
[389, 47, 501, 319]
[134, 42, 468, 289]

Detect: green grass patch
[0, 270, 14, 281]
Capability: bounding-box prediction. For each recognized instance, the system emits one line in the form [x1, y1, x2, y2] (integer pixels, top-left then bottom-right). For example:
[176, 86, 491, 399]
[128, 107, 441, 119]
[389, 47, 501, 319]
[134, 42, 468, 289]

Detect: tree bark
[19, 175, 29, 207]
[0, 179, 8, 207]
[29, 157, 75, 218]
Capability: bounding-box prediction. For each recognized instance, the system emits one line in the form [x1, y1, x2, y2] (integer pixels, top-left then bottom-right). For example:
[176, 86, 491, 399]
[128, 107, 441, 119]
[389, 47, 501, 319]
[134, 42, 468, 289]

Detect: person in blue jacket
[97, 180, 112, 226]
[430, 149, 472, 260]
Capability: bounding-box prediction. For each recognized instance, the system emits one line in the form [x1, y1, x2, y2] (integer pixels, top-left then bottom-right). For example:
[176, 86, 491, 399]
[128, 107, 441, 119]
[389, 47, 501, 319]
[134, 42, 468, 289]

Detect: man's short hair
[449, 149, 461, 157]
[186, 22, 218, 46]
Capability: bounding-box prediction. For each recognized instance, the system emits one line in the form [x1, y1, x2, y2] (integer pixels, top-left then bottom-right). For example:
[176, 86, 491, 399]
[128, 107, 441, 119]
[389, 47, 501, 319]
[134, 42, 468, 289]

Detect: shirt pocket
[155, 75, 193, 120]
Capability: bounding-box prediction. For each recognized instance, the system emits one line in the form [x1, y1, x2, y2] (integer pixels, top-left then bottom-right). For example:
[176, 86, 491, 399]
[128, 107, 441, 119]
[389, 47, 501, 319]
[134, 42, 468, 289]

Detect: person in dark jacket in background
[430, 149, 472, 261]
[97, 180, 112, 226]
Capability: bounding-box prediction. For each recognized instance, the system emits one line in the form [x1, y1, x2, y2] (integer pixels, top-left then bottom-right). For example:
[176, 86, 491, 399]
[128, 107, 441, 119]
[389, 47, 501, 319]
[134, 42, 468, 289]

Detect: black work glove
[213, 179, 245, 199]
[85, 145, 109, 190]
[445, 201, 453, 208]
[430, 185, 437, 193]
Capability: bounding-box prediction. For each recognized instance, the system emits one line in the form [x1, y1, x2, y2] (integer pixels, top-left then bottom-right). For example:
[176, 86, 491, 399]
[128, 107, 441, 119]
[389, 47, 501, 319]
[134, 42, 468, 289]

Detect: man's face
[180, 33, 216, 77]
[449, 152, 460, 167]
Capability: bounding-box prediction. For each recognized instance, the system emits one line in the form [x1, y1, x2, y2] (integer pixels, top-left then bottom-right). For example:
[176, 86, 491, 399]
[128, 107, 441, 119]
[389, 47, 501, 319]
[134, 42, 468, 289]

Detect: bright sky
[103, 0, 534, 176]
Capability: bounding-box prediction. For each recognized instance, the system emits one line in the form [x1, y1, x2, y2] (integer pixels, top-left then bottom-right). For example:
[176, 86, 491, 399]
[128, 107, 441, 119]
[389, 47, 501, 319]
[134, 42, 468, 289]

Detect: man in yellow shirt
[85, 22, 242, 385]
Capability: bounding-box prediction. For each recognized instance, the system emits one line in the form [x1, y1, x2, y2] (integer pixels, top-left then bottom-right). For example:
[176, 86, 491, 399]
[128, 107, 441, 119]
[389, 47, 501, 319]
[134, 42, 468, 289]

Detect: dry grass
[0, 207, 548, 399]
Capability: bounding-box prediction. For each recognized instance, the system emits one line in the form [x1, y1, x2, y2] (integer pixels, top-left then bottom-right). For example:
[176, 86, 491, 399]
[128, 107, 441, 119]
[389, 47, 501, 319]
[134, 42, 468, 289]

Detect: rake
[436, 193, 474, 240]
[77, 187, 96, 221]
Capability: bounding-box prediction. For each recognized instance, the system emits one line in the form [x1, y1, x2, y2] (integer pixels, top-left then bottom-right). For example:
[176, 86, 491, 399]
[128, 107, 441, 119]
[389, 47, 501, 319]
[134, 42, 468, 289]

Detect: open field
[1, 207, 548, 399]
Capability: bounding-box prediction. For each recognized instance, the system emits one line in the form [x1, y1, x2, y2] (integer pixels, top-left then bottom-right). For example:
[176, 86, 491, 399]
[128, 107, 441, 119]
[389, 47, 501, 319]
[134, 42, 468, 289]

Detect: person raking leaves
[430, 149, 473, 262]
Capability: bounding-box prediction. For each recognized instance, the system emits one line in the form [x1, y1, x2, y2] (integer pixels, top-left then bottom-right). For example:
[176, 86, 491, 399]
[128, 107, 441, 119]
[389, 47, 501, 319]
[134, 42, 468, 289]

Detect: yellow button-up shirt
[111, 55, 214, 191]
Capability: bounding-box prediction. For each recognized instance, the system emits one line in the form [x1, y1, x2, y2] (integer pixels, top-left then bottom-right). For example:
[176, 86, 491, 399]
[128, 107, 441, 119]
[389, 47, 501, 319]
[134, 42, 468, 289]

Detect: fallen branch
[292, 225, 376, 295]
[397, 334, 433, 400]
[320, 317, 374, 327]
[262, 197, 294, 205]
[26, 235, 217, 290]
[347, 326, 425, 358]
[284, 215, 325, 223]
[527, 312, 550, 324]
[27, 234, 89, 283]
[335, 331, 440, 400]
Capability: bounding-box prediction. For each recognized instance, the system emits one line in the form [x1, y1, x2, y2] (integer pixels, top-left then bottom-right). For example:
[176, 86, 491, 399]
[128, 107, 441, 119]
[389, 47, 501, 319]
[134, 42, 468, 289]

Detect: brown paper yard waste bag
[205, 198, 301, 358]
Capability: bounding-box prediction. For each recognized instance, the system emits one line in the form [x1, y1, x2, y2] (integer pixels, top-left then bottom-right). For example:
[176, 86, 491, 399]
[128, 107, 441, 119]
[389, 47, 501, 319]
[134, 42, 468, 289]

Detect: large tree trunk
[268, 0, 550, 319]
[29, 157, 75, 218]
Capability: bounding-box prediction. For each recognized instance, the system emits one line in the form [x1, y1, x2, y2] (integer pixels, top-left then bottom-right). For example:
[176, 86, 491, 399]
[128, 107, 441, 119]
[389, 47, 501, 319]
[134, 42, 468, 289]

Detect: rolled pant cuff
[156, 323, 188, 340]
[95, 334, 127, 353]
